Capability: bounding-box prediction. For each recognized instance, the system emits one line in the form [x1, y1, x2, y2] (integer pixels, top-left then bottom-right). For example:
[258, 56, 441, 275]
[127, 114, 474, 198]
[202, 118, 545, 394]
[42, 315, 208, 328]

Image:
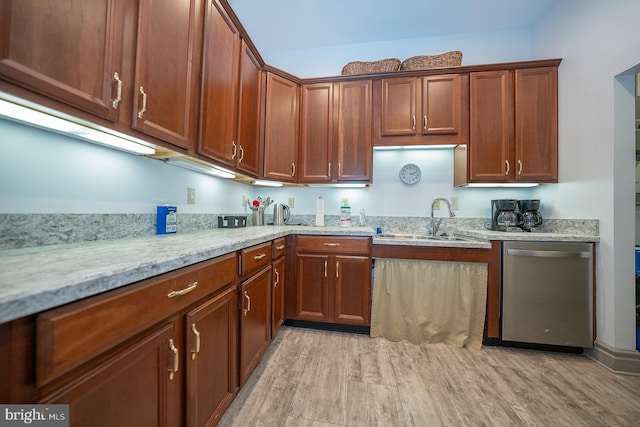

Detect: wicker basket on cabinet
[341, 58, 401, 75]
[400, 51, 463, 71]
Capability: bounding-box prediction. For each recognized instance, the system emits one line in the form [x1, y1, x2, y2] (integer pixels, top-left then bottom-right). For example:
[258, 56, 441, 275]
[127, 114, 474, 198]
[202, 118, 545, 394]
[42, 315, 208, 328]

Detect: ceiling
[228, 0, 557, 54]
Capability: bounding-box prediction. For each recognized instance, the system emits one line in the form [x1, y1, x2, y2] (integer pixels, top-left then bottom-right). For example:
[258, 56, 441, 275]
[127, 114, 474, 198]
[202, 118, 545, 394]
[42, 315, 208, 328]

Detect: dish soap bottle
[340, 198, 351, 227]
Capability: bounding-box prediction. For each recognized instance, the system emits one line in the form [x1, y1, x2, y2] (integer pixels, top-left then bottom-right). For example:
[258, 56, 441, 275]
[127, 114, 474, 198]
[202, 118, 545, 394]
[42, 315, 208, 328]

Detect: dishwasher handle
[507, 248, 591, 259]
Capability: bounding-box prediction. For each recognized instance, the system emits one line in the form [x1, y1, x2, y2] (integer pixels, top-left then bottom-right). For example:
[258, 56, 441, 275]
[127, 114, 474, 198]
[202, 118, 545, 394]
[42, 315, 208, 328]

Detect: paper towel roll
[315, 197, 325, 226]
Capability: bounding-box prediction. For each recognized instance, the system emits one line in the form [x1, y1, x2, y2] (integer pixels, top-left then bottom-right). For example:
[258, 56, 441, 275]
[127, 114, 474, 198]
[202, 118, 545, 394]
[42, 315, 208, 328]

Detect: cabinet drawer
[36, 253, 238, 386]
[272, 238, 286, 259]
[296, 236, 371, 254]
[240, 242, 273, 277]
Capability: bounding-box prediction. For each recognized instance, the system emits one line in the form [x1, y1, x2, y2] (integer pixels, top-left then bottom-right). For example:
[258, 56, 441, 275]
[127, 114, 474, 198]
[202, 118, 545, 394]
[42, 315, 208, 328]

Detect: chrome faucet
[429, 198, 455, 236]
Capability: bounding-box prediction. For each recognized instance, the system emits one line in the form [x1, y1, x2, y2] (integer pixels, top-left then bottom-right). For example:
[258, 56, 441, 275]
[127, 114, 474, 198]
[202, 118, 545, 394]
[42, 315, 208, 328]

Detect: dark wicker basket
[400, 51, 462, 71]
[341, 58, 401, 75]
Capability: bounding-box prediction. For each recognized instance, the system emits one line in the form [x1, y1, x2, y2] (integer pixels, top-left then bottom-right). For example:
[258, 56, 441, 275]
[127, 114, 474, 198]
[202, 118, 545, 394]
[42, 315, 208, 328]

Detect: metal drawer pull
[324, 260, 328, 277]
[137, 86, 147, 119]
[336, 261, 339, 278]
[231, 141, 237, 159]
[507, 249, 591, 258]
[243, 291, 251, 316]
[505, 160, 510, 175]
[253, 253, 267, 260]
[168, 339, 179, 380]
[276, 245, 285, 250]
[112, 72, 122, 109]
[324, 243, 340, 247]
[274, 269, 280, 287]
[167, 281, 198, 298]
[191, 324, 200, 360]
[517, 160, 523, 175]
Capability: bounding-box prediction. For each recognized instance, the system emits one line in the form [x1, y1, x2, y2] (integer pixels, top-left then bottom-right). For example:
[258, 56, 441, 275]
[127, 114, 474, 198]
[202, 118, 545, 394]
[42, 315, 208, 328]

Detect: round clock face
[399, 163, 421, 185]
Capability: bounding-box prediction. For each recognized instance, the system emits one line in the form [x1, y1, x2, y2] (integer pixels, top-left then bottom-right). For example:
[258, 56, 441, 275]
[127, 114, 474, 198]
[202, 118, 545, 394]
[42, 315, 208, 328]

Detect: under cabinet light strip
[165, 158, 235, 179]
[0, 97, 156, 155]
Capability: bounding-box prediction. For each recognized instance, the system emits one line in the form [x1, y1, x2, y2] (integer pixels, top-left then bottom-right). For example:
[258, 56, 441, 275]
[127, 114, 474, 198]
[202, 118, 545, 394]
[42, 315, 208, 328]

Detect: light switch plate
[187, 187, 196, 204]
[288, 197, 295, 208]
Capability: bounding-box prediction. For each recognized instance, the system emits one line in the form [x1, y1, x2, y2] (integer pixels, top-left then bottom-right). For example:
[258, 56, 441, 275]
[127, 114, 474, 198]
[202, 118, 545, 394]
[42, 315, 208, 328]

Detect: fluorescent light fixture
[373, 144, 457, 150]
[251, 180, 283, 187]
[165, 158, 235, 179]
[0, 98, 156, 155]
[465, 183, 539, 188]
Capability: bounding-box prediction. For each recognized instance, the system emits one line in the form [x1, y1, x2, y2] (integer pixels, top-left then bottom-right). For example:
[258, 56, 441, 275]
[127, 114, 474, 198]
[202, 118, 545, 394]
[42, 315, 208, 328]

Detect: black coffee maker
[490, 199, 520, 231]
[517, 199, 543, 231]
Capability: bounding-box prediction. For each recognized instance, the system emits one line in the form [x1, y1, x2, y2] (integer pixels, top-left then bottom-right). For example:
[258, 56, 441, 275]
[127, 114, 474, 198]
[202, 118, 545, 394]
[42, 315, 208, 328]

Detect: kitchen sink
[376, 233, 469, 241]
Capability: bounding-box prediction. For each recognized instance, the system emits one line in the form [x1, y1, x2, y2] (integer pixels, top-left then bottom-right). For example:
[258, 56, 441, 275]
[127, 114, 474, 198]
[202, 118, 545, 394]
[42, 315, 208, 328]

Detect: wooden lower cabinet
[271, 256, 285, 338]
[41, 323, 180, 427]
[294, 236, 372, 326]
[239, 265, 272, 386]
[185, 285, 238, 427]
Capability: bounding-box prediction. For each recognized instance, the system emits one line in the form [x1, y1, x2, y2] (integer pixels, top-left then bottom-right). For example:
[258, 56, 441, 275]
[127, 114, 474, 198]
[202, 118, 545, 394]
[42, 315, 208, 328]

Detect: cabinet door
[185, 285, 238, 427]
[236, 42, 262, 177]
[422, 74, 461, 135]
[132, 0, 203, 150]
[296, 254, 330, 322]
[263, 73, 298, 182]
[0, 0, 125, 121]
[514, 67, 558, 182]
[239, 266, 272, 385]
[333, 255, 371, 325]
[469, 70, 514, 182]
[336, 79, 372, 182]
[41, 323, 180, 427]
[380, 77, 418, 136]
[299, 83, 333, 183]
[271, 257, 285, 338]
[198, 0, 240, 167]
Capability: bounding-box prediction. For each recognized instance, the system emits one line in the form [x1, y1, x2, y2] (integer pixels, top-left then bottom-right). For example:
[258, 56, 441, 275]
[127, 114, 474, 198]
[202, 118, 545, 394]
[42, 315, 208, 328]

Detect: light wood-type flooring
[219, 326, 640, 426]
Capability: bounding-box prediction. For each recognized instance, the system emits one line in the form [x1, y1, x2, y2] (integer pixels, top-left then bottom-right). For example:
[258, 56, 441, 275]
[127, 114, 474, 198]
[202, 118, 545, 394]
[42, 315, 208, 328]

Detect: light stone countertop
[0, 224, 599, 324]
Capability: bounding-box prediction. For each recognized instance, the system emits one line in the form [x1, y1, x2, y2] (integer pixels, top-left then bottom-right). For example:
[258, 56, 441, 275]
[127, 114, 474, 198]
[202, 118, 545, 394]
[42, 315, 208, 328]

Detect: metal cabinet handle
[137, 86, 147, 119]
[167, 281, 198, 298]
[411, 115, 416, 130]
[336, 261, 339, 278]
[168, 339, 179, 380]
[505, 160, 510, 175]
[324, 243, 340, 247]
[291, 162, 296, 177]
[328, 162, 332, 177]
[253, 253, 267, 260]
[231, 141, 237, 160]
[191, 324, 200, 360]
[274, 269, 280, 287]
[517, 160, 523, 175]
[338, 162, 342, 176]
[112, 72, 122, 109]
[423, 115, 427, 130]
[238, 145, 244, 162]
[243, 291, 251, 316]
[324, 260, 328, 277]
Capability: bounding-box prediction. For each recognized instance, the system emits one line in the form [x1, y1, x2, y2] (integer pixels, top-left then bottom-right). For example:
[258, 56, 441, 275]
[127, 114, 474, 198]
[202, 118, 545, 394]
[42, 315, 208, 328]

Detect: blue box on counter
[157, 206, 177, 234]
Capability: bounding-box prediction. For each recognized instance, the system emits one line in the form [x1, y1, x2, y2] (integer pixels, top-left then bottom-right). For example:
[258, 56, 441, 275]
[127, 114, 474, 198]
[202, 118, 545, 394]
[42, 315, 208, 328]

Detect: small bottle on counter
[340, 200, 351, 227]
[358, 207, 366, 227]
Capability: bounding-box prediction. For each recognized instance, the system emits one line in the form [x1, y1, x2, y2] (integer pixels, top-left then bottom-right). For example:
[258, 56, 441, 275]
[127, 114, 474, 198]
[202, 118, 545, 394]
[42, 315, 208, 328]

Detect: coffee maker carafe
[517, 199, 543, 231]
[490, 199, 520, 231]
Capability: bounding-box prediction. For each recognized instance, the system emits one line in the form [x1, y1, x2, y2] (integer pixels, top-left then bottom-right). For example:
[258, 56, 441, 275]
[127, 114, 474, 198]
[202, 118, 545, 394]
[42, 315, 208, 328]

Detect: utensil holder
[252, 209, 264, 226]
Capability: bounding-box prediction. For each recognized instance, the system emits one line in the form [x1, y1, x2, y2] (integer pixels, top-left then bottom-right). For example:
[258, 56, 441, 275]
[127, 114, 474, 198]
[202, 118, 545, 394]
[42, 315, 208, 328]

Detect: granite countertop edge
[0, 225, 598, 324]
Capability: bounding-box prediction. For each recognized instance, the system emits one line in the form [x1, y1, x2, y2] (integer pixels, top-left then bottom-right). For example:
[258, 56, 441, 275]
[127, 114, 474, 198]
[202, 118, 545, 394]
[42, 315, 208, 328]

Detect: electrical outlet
[242, 194, 247, 207]
[451, 197, 459, 210]
[288, 197, 295, 208]
[187, 187, 196, 204]
[433, 200, 440, 210]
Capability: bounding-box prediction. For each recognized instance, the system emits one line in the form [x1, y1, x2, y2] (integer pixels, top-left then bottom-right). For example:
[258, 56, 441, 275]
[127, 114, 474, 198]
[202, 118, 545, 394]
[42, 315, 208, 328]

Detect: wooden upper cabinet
[263, 72, 299, 182]
[198, 0, 241, 168]
[514, 67, 558, 182]
[0, 0, 126, 122]
[462, 66, 558, 185]
[336, 79, 373, 181]
[235, 42, 263, 177]
[132, 0, 203, 151]
[300, 83, 334, 183]
[374, 74, 468, 146]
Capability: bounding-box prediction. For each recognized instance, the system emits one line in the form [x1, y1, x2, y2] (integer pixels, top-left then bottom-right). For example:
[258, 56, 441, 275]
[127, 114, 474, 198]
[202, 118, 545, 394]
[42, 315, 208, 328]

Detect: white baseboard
[586, 340, 640, 375]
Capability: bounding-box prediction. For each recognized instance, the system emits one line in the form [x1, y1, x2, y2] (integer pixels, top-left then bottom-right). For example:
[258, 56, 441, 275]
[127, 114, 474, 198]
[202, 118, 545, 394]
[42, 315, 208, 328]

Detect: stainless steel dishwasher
[502, 241, 594, 348]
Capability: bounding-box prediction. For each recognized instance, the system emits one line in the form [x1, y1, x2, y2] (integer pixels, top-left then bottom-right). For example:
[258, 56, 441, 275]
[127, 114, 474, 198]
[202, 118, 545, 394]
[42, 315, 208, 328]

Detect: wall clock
[399, 163, 421, 185]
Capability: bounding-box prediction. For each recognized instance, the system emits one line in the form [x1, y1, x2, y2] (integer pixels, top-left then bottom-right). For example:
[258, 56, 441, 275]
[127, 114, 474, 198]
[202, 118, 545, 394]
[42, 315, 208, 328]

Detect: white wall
[531, 0, 640, 350]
